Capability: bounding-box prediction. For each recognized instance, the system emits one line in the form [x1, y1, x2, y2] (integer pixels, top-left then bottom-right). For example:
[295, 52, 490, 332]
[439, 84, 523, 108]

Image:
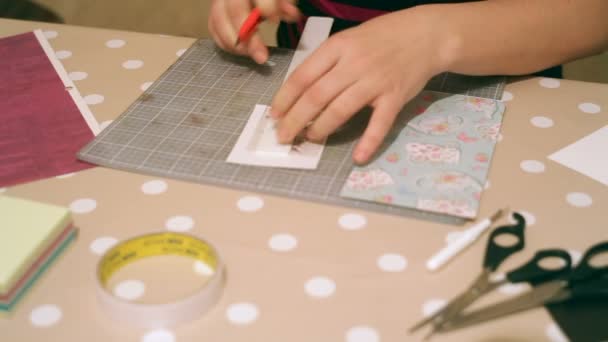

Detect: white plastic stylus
[426, 209, 506, 272]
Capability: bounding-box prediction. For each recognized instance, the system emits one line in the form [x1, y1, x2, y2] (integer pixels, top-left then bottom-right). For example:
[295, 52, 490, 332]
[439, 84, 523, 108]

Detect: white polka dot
[84, 94, 104, 105]
[141, 82, 153, 91]
[90, 237, 118, 255]
[305, 276, 336, 298]
[141, 180, 168, 195]
[68, 71, 88, 81]
[566, 192, 592, 208]
[142, 329, 175, 342]
[539, 78, 560, 88]
[100, 120, 113, 131]
[268, 233, 298, 252]
[106, 39, 126, 48]
[43, 30, 58, 39]
[578, 102, 601, 114]
[422, 299, 447, 317]
[338, 213, 367, 230]
[114, 280, 145, 301]
[123, 60, 144, 69]
[30, 305, 62, 327]
[55, 50, 72, 59]
[165, 216, 194, 232]
[498, 282, 530, 296]
[531, 116, 554, 128]
[345, 326, 380, 342]
[546, 323, 568, 342]
[69, 198, 97, 214]
[377, 254, 407, 272]
[501, 91, 513, 102]
[510, 210, 536, 226]
[176, 48, 187, 57]
[237, 196, 264, 212]
[56, 172, 75, 179]
[520, 160, 545, 173]
[226, 302, 259, 325]
[568, 249, 583, 266]
[193, 261, 215, 276]
[445, 231, 463, 244]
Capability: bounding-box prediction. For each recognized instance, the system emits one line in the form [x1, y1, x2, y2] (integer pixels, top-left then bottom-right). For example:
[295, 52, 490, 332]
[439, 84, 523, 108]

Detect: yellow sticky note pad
[0, 196, 71, 294]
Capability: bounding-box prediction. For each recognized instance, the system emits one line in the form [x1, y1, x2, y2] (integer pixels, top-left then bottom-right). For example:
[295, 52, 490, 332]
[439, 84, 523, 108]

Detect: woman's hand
[208, 0, 300, 64]
[271, 7, 455, 164]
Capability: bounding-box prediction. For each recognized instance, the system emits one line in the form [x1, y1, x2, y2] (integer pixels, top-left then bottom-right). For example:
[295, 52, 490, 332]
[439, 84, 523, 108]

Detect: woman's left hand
[271, 7, 455, 164]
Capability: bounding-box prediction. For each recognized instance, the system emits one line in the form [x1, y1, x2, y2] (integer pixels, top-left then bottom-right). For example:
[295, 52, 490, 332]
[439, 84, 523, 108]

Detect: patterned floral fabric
[340, 90, 505, 218]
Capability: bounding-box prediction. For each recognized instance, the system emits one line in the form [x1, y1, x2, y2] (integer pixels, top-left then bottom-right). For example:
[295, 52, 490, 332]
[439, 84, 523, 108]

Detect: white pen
[426, 208, 507, 272]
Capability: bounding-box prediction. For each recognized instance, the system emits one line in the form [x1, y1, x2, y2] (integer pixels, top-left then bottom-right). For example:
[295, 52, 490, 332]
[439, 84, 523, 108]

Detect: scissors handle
[568, 241, 608, 284]
[483, 212, 526, 271]
[506, 249, 572, 284]
[567, 276, 608, 299]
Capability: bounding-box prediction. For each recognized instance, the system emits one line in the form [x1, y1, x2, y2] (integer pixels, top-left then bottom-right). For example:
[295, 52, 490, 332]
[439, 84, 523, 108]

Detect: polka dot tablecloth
[1, 18, 607, 342]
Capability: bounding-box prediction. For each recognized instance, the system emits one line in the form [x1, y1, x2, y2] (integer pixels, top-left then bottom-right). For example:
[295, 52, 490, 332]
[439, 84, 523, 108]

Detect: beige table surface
[1, 18, 607, 342]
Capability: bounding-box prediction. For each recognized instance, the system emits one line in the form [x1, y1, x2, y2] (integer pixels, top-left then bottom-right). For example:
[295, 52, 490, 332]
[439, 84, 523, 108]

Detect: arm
[433, 0, 608, 76]
[271, 0, 608, 164]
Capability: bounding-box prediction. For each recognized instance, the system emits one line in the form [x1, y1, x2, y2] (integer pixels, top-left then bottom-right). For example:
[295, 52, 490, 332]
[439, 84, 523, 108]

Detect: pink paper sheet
[0, 32, 95, 187]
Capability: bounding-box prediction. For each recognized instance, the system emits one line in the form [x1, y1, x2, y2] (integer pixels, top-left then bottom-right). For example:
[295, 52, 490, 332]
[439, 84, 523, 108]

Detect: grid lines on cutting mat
[79, 39, 505, 223]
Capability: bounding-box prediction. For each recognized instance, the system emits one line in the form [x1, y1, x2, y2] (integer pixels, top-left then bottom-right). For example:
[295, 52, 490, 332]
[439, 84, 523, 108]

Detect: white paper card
[548, 125, 608, 186]
[226, 104, 325, 169]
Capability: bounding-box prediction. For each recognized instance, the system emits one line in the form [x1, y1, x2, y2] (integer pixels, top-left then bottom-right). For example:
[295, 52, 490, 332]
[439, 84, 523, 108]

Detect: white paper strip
[33, 29, 101, 135]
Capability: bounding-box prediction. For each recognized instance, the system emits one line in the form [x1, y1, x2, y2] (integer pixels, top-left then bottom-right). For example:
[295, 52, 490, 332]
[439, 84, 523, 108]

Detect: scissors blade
[409, 271, 492, 333]
[437, 280, 567, 333]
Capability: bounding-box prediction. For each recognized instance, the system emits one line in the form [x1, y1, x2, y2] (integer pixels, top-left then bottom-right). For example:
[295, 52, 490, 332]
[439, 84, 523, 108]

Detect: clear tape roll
[95, 232, 225, 328]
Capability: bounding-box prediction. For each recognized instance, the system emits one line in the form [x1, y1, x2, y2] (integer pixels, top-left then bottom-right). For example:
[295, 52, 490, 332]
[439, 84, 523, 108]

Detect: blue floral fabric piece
[340, 91, 505, 218]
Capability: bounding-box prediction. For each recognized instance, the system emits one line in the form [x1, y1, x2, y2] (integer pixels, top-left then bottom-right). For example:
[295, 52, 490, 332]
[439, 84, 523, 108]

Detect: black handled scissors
[436, 241, 608, 334]
[409, 212, 572, 340]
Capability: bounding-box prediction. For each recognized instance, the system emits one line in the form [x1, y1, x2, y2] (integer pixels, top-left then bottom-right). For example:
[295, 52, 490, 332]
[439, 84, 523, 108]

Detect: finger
[279, 1, 301, 22]
[213, 0, 246, 54]
[255, 0, 281, 17]
[277, 66, 355, 143]
[270, 42, 339, 118]
[353, 95, 402, 164]
[246, 33, 269, 64]
[226, 0, 255, 53]
[306, 81, 375, 142]
[208, 13, 228, 51]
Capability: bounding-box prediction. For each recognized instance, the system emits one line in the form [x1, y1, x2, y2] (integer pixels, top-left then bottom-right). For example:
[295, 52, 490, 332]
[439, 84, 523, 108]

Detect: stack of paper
[0, 196, 77, 312]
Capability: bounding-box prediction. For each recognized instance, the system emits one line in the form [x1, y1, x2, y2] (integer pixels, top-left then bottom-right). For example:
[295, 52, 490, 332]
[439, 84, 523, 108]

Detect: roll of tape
[95, 232, 225, 328]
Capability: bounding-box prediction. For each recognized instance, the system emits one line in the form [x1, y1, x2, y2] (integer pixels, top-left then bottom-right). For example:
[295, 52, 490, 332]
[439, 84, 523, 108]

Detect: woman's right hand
[208, 0, 300, 64]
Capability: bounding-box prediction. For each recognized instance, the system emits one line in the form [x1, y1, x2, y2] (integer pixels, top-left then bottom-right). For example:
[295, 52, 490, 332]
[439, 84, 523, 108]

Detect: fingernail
[354, 149, 368, 164]
[253, 50, 267, 64]
[305, 130, 321, 143]
[270, 108, 281, 118]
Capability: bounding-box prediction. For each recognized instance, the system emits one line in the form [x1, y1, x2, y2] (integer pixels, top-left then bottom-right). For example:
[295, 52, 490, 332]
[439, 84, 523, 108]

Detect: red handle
[238, 8, 263, 43]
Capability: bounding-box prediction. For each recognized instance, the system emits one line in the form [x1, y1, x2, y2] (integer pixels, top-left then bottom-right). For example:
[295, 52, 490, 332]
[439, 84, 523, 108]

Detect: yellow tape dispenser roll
[96, 233, 225, 328]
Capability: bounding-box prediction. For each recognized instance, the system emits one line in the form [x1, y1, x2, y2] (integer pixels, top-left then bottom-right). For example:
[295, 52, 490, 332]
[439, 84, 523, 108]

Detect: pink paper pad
[0, 32, 95, 188]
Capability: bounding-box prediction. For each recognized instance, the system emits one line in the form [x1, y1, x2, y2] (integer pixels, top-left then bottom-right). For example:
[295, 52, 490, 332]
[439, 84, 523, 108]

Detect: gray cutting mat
[78, 39, 505, 223]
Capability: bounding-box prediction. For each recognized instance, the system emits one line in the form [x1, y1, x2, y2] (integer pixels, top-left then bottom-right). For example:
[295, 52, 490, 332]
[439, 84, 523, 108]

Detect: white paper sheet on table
[226, 104, 325, 169]
[548, 125, 608, 186]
